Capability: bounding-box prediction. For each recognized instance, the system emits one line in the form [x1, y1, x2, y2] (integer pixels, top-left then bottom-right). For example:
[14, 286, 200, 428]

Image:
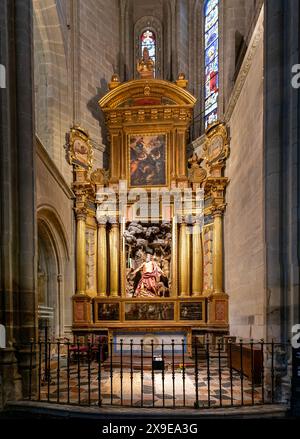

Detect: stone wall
[222, 0, 264, 112]
[224, 8, 265, 340]
[33, 0, 71, 182]
[78, 0, 120, 168]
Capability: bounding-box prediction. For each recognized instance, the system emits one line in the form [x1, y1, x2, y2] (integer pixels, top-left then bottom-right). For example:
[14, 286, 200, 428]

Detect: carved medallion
[66, 126, 93, 169]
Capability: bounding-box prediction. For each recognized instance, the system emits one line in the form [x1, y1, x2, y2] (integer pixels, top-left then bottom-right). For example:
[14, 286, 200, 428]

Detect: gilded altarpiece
[68, 74, 230, 343]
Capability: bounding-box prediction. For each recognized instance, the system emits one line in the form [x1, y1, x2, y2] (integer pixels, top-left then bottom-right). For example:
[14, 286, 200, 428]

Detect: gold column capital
[75, 208, 87, 221]
[211, 205, 226, 218]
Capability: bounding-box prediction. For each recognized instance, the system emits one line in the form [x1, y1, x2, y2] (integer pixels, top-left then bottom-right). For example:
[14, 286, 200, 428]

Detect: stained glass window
[204, 0, 219, 129]
[140, 29, 156, 75]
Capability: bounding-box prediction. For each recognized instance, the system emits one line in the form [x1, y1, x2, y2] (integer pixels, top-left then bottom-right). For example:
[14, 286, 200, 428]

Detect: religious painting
[67, 126, 93, 169]
[180, 303, 203, 321]
[129, 134, 167, 187]
[98, 303, 120, 321]
[125, 302, 174, 321]
[73, 139, 89, 165]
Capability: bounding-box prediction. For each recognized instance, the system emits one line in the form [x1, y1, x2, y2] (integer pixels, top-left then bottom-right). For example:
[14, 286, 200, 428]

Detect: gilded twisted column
[212, 209, 224, 294]
[179, 220, 190, 296]
[109, 222, 119, 296]
[192, 221, 203, 296]
[97, 221, 107, 296]
[75, 210, 87, 295]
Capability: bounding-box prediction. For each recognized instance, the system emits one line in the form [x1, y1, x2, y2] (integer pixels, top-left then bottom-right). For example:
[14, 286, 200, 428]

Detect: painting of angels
[129, 134, 167, 186]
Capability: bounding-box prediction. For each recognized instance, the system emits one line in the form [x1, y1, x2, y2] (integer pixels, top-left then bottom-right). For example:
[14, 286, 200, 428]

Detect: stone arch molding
[134, 16, 163, 78]
[37, 205, 70, 337]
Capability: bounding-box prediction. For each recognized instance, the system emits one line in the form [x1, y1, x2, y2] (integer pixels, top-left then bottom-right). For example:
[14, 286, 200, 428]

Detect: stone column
[97, 222, 107, 296]
[14, 0, 37, 399]
[192, 222, 203, 296]
[75, 211, 87, 295]
[109, 223, 119, 297]
[179, 221, 190, 296]
[212, 210, 223, 294]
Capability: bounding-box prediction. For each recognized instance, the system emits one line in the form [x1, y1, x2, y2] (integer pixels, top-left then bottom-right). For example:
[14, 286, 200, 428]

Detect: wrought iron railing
[26, 338, 290, 409]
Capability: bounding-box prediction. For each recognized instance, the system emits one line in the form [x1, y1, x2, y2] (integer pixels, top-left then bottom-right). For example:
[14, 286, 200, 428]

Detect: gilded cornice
[99, 79, 197, 109]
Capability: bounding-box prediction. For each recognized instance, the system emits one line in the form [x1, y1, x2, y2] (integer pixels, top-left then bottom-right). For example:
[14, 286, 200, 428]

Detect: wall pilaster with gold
[201, 122, 230, 326]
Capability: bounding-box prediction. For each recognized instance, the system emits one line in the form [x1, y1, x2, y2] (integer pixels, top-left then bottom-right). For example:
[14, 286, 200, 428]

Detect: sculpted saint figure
[137, 47, 155, 79]
[133, 253, 163, 297]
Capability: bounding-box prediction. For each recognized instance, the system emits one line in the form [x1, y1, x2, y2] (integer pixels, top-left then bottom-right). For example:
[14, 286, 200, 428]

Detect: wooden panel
[228, 344, 263, 384]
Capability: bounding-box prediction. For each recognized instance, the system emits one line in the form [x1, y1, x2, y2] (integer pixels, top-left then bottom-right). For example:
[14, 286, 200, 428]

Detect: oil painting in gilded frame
[179, 302, 203, 321]
[129, 133, 167, 187]
[125, 302, 174, 321]
[98, 303, 120, 321]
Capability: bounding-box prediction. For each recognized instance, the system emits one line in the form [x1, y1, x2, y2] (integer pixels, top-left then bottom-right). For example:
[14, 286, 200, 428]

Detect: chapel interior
[0, 0, 299, 407]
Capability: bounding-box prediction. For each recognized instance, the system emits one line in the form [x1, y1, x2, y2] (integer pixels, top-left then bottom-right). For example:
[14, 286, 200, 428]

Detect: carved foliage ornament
[188, 153, 207, 184]
[90, 168, 109, 186]
[66, 126, 93, 170]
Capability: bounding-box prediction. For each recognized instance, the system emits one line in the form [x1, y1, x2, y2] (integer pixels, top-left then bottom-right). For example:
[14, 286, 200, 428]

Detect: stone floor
[37, 358, 263, 408]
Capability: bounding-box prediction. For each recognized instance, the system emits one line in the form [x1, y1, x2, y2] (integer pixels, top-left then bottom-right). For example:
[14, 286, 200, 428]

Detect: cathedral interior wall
[224, 17, 265, 340]
[78, 0, 120, 169]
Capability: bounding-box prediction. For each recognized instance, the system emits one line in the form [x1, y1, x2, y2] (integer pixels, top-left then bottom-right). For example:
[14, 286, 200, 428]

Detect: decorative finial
[176, 72, 188, 88]
[109, 73, 121, 90]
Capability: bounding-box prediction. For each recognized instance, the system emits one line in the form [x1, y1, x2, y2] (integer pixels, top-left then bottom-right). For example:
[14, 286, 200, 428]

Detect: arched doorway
[38, 219, 60, 340]
[37, 208, 70, 340]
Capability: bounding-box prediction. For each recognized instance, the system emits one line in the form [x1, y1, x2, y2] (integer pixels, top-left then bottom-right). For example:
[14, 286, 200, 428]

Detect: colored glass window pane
[205, 6, 218, 32]
[205, 58, 218, 83]
[205, 109, 218, 129]
[204, 0, 218, 15]
[141, 30, 156, 61]
[205, 92, 218, 112]
[205, 39, 218, 66]
[205, 21, 218, 47]
[204, 0, 219, 128]
[205, 73, 218, 98]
